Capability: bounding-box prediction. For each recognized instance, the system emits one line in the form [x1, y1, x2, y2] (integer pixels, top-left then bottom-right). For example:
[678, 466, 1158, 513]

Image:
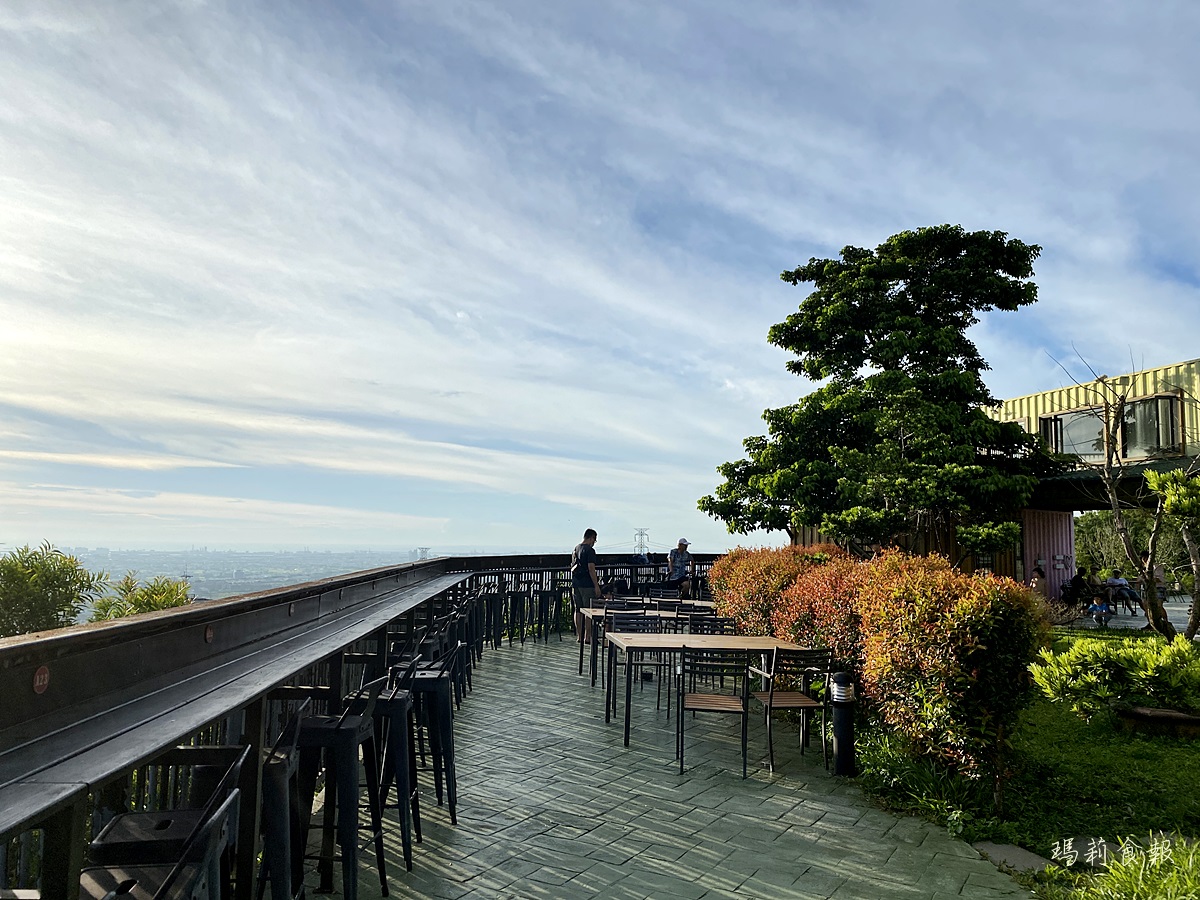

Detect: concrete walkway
[1070, 594, 1194, 633]
[324, 638, 1028, 899]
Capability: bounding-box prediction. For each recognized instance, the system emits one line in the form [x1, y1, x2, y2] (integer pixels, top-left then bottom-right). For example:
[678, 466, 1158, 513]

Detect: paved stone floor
[310, 637, 1029, 899]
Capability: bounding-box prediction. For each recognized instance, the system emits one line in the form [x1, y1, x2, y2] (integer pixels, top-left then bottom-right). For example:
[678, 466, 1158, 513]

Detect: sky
[3, 1, 1200, 556]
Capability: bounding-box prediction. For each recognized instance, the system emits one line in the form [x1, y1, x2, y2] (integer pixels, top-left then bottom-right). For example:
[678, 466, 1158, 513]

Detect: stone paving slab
[304, 638, 1029, 899]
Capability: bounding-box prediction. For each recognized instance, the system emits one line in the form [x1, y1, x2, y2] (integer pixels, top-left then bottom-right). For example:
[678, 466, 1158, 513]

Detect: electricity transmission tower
[634, 529, 649, 556]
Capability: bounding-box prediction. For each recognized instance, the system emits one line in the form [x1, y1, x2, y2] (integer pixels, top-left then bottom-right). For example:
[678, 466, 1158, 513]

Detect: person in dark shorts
[571, 529, 604, 642]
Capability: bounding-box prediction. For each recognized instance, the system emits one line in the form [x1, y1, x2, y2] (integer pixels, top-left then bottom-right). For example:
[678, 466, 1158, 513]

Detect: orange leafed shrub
[856, 551, 1049, 775]
[708, 544, 841, 635]
[772, 551, 864, 676]
[716, 546, 1049, 780]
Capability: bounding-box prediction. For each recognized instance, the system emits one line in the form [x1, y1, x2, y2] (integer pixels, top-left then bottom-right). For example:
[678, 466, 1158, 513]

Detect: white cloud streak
[2, 0, 1199, 549]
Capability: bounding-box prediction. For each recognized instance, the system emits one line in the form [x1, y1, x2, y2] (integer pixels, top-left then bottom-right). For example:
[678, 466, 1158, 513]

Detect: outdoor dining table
[603, 632, 806, 747]
[575, 600, 717, 684]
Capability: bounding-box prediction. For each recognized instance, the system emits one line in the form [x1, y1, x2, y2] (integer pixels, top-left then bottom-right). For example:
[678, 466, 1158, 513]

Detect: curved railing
[0, 551, 716, 897]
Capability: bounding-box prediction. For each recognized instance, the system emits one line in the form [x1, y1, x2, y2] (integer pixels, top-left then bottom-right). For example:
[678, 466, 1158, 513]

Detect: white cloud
[2, 0, 1198, 552]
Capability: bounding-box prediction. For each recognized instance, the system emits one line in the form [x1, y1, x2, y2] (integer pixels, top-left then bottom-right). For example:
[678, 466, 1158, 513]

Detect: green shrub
[1025, 837, 1200, 899]
[856, 551, 1050, 780]
[708, 544, 838, 635]
[856, 727, 990, 836]
[0, 543, 107, 637]
[90, 572, 192, 621]
[1031, 635, 1200, 720]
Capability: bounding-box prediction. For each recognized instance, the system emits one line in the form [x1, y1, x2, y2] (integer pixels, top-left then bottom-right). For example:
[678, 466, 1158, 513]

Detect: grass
[997, 698, 1200, 851]
[1017, 838, 1200, 899]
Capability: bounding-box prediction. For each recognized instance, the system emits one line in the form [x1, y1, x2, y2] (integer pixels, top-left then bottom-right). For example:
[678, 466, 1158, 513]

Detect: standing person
[571, 529, 604, 642]
[666, 538, 695, 600]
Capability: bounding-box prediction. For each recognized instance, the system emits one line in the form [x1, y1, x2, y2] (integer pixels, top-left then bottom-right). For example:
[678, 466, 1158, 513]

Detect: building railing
[0, 551, 718, 898]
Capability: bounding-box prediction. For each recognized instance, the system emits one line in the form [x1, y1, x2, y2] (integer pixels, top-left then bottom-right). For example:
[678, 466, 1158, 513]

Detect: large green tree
[1145, 467, 1200, 639]
[0, 543, 107, 637]
[700, 225, 1062, 555]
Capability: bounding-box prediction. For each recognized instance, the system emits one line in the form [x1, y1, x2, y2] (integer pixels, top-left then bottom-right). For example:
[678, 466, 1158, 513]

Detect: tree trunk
[1182, 525, 1200, 641]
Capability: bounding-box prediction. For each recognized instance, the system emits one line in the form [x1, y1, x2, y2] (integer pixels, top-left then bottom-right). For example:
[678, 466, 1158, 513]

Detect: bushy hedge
[856, 551, 1049, 777]
[1031, 635, 1200, 720]
[713, 546, 1050, 782]
[708, 544, 840, 635]
[772, 550, 863, 676]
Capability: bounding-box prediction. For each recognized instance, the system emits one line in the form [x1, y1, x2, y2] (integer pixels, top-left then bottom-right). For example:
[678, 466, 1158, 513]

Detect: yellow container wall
[990, 358, 1200, 453]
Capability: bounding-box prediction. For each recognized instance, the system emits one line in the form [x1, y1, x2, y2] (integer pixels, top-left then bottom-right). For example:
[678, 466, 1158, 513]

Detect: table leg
[590, 617, 600, 687]
[623, 649, 635, 747]
[578, 612, 585, 676]
[604, 641, 615, 723]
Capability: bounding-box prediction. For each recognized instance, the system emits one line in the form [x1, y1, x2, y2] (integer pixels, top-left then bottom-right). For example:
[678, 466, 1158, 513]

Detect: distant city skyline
[4, 3, 1200, 552]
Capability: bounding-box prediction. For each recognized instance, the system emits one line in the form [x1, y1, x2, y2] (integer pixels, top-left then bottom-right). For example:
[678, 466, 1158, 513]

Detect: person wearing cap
[666, 538, 695, 599]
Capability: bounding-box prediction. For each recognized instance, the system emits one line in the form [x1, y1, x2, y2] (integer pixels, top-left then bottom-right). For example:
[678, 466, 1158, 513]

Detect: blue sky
[3, 1, 1200, 555]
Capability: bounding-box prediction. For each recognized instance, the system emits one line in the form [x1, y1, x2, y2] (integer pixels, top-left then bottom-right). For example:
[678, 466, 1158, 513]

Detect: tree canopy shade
[699, 225, 1063, 553]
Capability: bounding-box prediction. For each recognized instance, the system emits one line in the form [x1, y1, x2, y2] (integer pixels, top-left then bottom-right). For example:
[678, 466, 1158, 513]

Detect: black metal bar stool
[505, 590, 527, 646]
[256, 699, 310, 900]
[410, 652, 458, 825]
[371, 659, 423, 872]
[297, 677, 389, 900]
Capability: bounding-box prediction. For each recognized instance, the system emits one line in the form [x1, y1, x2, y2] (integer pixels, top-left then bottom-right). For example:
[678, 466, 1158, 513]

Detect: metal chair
[297, 676, 389, 900]
[80, 789, 241, 900]
[257, 699, 311, 900]
[410, 645, 459, 826]
[87, 744, 251, 897]
[373, 658, 421, 872]
[676, 649, 752, 779]
[750, 647, 834, 771]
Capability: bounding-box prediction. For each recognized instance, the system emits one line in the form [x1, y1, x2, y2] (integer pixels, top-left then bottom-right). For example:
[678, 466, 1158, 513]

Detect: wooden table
[575, 601, 717, 685]
[603, 633, 805, 747]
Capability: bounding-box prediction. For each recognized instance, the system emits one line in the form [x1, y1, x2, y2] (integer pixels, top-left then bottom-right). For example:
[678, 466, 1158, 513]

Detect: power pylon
[634, 529, 649, 556]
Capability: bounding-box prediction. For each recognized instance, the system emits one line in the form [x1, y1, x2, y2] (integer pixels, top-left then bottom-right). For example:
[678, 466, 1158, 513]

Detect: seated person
[1105, 571, 1142, 615]
[1063, 566, 1099, 606]
[1088, 596, 1114, 628]
[1028, 566, 1048, 596]
[665, 538, 695, 599]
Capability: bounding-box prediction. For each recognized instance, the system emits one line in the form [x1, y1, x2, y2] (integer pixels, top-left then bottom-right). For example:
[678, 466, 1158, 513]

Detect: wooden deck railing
[0, 551, 717, 898]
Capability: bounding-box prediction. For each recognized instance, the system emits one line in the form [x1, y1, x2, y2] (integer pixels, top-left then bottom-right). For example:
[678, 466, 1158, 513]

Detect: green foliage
[1031, 635, 1200, 720]
[856, 728, 991, 836]
[1147, 468, 1200, 522]
[856, 551, 1050, 779]
[90, 572, 192, 621]
[700, 224, 1062, 551]
[0, 543, 107, 638]
[1075, 508, 1187, 580]
[859, 694, 1200, 856]
[707, 545, 838, 635]
[1024, 838, 1200, 899]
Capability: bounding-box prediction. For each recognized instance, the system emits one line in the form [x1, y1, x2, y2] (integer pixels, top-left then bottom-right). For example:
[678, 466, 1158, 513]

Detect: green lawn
[997, 697, 1200, 852]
